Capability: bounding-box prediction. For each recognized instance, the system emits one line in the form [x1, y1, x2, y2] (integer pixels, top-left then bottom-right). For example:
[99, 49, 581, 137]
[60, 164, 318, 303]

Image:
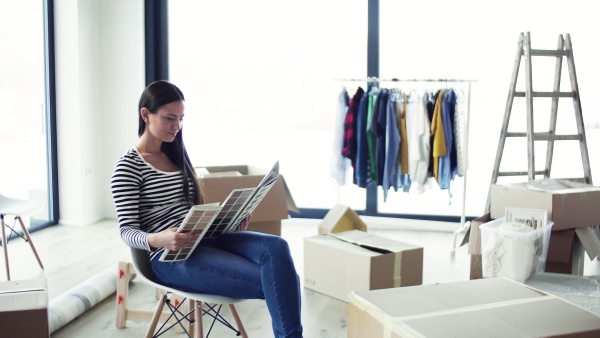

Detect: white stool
[0, 193, 45, 280]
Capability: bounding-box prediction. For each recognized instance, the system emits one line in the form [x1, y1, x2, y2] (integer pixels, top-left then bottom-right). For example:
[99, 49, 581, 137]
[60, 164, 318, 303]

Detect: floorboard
[2, 216, 598, 337]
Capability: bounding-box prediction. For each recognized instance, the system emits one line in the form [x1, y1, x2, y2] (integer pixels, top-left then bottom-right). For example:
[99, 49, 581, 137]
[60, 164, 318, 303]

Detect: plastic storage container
[480, 217, 553, 282]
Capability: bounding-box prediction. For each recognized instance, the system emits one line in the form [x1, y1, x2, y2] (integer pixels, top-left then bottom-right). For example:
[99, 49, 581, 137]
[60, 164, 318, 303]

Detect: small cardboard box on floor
[196, 164, 299, 236]
[304, 230, 423, 302]
[0, 279, 49, 338]
[348, 277, 600, 338]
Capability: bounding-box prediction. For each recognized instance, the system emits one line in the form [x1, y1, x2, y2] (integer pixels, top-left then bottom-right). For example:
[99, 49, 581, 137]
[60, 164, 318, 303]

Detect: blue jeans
[151, 231, 303, 338]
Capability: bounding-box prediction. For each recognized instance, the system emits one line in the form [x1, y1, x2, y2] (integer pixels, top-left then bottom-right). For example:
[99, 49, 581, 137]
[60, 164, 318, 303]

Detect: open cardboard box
[464, 213, 598, 280]
[304, 230, 423, 302]
[490, 179, 600, 231]
[196, 164, 299, 236]
[348, 277, 600, 338]
[0, 279, 49, 338]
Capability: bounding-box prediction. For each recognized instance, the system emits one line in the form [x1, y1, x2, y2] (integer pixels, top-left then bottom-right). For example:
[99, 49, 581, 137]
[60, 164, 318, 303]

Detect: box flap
[575, 226, 600, 260]
[319, 204, 367, 235]
[354, 278, 545, 318]
[201, 165, 250, 175]
[546, 230, 575, 263]
[331, 230, 421, 254]
[281, 177, 299, 213]
[200, 171, 243, 178]
[468, 213, 491, 255]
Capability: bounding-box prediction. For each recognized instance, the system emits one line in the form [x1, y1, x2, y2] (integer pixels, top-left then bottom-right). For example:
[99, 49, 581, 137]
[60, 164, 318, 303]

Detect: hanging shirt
[406, 91, 430, 191]
[397, 92, 411, 192]
[355, 91, 370, 188]
[382, 90, 401, 201]
[430, 91, 446, 183]
[376, 89, 389, 186]
[425, 91, 437, 178]
[342, 87, 365, 182]
[366, 88, 379, 184]
[438, 89, 456, 191]
[331, 86, 350, 185]
[448, 89, 459, 182]
[454, 90, 467, 176]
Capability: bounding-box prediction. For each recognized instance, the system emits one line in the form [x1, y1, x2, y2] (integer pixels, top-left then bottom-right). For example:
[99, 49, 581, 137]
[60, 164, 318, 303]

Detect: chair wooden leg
[195, 301, 204, 338]
[228, 304, 248, 338]
[188, 299, 196, 337]
[116, 262, 131, 329]
[146, 293, 168, 338]
[17, 216, 44, 269]
[1, 215, 10, 280]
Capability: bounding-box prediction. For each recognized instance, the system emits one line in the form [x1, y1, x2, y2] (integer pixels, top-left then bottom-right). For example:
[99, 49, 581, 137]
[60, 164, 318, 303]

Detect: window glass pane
[169, 1, 367, 211]
[0, 2, 50, 226]
[379, 0, 600, 219]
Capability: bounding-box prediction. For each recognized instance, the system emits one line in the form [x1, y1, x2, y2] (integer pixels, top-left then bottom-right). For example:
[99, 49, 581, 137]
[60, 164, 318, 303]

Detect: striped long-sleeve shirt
[110, 147, 194, 260]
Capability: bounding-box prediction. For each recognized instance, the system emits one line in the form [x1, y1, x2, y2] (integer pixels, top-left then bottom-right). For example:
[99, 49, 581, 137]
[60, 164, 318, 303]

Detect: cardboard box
[348, 277, 600, 338]
[490, 179, 600, 231]
[197, 164, 299, 236]
[304, 230, 423, 302]
[0, 279, 49, 338]
[545, 229, 585, 275]
[319, 204, 367, 235]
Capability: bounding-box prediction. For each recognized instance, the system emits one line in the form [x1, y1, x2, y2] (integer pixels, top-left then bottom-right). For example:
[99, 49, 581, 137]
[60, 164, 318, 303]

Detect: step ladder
[487, 32, 593, 210]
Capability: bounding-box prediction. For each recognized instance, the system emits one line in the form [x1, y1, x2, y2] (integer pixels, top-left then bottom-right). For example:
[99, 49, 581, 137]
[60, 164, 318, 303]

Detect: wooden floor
[4, 217, 599, 337]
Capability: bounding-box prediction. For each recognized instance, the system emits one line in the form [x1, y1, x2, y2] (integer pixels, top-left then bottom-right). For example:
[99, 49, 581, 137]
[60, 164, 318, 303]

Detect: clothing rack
[338, 78, 476, 255]
[337, 77, 478, 83]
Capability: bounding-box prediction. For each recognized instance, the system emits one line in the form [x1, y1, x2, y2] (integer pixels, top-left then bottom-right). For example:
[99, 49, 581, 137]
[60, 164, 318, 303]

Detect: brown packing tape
[394, 252, 402, 287]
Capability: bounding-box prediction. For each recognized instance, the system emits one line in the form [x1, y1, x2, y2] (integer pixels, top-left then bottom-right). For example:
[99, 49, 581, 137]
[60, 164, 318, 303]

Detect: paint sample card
[158, 161, 280, 262]
[158, 204, 221, 262]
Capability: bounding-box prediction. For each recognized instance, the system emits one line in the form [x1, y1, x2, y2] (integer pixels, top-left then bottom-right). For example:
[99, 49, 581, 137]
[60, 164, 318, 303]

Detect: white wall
[54, 0, 144, 225]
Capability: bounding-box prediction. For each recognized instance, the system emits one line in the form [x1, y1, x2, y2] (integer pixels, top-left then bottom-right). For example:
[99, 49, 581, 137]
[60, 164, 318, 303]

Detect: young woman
[111, 80, 303, 337]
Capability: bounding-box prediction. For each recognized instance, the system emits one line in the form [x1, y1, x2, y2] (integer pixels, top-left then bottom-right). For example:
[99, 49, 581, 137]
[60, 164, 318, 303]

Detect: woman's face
[143, 100, 185, 143]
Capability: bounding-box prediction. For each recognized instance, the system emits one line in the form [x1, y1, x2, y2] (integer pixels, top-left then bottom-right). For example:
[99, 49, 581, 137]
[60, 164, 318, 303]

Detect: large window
[0, 1, 56, 230]
[169, 0, 367, 212]
[165, 0, 600, 221]
[378, 0, 600, 219]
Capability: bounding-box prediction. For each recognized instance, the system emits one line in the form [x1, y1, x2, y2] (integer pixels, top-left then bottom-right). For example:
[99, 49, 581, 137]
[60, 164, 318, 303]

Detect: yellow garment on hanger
[399, 93, 409, 175]
[430, 91, 446, 182]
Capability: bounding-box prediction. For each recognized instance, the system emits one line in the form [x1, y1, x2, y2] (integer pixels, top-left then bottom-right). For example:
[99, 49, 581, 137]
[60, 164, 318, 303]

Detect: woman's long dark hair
[138, 80, 203, 206]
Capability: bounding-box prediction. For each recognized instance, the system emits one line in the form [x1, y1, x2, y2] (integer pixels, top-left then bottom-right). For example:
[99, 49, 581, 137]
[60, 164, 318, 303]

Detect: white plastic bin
[480, 217, 553, 282]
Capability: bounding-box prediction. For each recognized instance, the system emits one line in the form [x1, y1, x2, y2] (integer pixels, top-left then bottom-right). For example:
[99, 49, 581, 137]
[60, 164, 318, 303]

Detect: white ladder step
[505, 132, 580, 141]
[513, 91, 574, 98]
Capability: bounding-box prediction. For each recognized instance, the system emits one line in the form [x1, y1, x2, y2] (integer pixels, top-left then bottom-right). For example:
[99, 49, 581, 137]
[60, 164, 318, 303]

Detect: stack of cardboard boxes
[468, 179, 600, 279]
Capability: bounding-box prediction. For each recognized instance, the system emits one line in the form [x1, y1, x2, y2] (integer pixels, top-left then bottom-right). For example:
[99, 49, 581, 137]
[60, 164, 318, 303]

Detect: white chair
[0, 193, 44, 281]
[122, 247, 248, 338]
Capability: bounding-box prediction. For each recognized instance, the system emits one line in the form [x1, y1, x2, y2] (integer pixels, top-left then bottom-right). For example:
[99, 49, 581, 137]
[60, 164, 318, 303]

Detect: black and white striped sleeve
[111, 157, 151, 251]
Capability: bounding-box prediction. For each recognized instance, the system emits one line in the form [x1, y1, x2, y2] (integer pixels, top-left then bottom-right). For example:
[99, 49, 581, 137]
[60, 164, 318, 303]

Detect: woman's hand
[236, 214, 252, 232]
[148, 227, 199, 251]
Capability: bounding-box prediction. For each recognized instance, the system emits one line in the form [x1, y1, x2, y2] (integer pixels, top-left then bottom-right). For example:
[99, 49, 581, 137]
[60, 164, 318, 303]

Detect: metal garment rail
[337, 78, 478, 254]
